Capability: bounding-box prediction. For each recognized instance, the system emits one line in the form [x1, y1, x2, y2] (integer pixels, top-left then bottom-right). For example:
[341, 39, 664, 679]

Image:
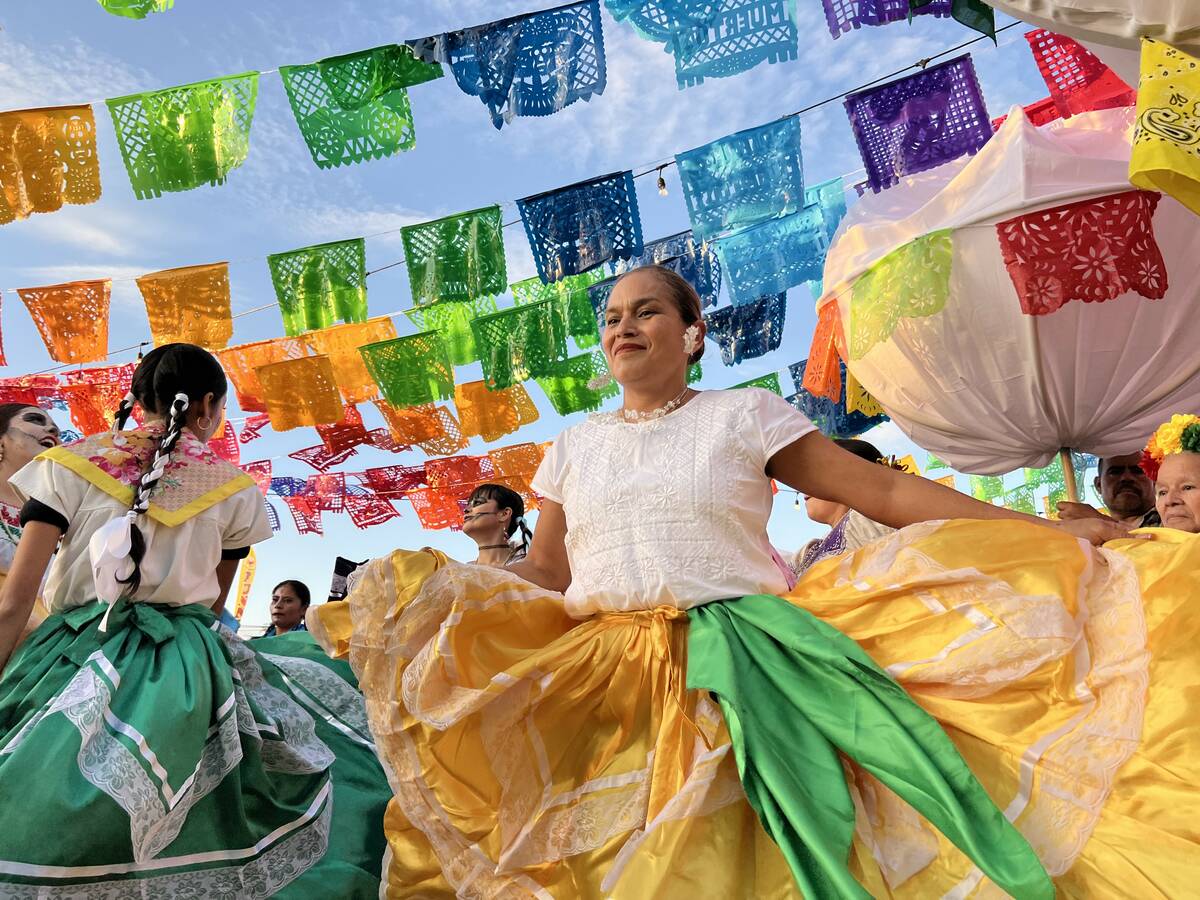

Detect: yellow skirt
[312, 521, 1200, 898]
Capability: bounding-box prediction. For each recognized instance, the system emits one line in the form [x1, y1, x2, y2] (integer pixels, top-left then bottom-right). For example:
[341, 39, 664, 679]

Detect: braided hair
[114, 344, 227, 596]
[467, 483, 533, 553]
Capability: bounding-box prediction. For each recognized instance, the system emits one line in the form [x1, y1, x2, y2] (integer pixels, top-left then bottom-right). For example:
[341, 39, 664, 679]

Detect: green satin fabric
[0, 601, 389, 898]
[686, 594, 1053, 899]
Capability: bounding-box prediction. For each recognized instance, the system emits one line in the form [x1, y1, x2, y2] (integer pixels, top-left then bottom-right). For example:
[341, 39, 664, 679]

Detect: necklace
[478, 543, 513, 550]
[619, 386, 691, 423]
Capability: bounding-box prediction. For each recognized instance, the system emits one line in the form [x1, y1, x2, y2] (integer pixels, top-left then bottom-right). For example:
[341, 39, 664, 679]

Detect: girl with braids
[0, 344, 390, 898]
[462, 482, 533, 567]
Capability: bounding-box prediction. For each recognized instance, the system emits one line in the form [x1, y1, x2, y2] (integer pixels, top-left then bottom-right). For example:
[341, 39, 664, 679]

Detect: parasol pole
[1059, 448, 1080, 504]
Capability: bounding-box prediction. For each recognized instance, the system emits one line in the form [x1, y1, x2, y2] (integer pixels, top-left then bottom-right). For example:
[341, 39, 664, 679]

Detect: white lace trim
[260, 651, 374, 750]
[217, 624, 334, 775]
[0, 784, 332, 898]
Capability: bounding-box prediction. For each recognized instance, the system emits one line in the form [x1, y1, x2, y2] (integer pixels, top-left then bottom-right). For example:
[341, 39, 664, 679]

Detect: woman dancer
[315, 267, 1195, 898]
[0, 344, 389, 897]
[462, 482, 533, 567]
[0, 403, 60, 659]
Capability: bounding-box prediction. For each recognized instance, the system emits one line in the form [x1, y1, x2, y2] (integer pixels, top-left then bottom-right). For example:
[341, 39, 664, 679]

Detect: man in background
[1058, 453, 1160, 527]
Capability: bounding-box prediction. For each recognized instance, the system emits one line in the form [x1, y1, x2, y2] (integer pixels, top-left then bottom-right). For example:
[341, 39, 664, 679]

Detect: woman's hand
[1053, 517, 1137, 546]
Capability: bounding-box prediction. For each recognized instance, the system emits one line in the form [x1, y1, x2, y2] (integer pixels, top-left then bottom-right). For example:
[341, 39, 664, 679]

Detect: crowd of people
[0, 265, 1195, 897]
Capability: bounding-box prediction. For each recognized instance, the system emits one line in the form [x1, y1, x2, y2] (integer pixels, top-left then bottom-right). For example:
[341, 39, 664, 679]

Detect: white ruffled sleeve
[740, 388, 817, 471]
[531, 430, 572, 505]
[221, 484, 274, 550]
[9, 455, 86, 526]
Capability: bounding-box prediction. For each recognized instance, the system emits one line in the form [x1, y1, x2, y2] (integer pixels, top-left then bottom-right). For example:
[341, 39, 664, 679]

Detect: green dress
[0, 425, 390, 897]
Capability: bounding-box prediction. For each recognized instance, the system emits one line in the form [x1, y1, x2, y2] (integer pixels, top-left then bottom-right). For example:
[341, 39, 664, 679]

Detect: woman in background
[462, 482, 533, 567]
[263, 578, 310, 636]
[0, 403, 61, 663]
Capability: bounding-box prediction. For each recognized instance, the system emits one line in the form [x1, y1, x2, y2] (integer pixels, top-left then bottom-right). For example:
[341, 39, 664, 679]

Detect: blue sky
[0, 1, 1049, 628]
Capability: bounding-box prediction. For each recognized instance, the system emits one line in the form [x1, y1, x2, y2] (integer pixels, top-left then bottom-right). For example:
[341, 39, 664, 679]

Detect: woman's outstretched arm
[769, 432, 1131, 545]
[506, 500, 572, 594]
[0, 522, 60, 670]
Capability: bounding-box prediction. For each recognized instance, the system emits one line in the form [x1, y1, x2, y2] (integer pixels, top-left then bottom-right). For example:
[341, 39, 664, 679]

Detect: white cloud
[0, 33, 151, 109]
[8, 263, 145, 286]
[12, 208, 152, 257]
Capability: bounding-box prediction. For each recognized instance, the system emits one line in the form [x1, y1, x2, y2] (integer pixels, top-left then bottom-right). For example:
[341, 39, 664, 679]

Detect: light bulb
[656, 165, 668, 196]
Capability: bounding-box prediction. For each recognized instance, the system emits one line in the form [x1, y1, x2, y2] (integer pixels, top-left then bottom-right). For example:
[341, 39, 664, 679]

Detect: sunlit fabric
[991, 95, 1061, 130]
[454, 380, 540, 442]
[374, 402, 468, 456]
[256, 355, 343, 432]
[401, 205, 506, 304]
[671, 0, 798, 88]
[315, 523, 1200, 896]
[267, 237, 368, 336]
[241, 459, 272, 496]
[359, 331, 455, 408]
[17, 279, 111, 365]
[705, 293, 786, 365]
[821, 107, 1200, 473]
[403, 296, 498, 366]
[106, 73, 258, 199]
[345, 493, 400, 528]
[676, 116, 804, 241]
[303, 318, 398, 405]
[732, 371, 783, 394]
[136, 262, 233, 350]
[848, 230, 952, 359]
[361, 463, 428, 500]
[58, 364, 135, 436]
[786, 359, 887, 438]
[285, 496, 323, 535]
[1025, 29, 1135, 119]
[472, 298, 570, 391]
[215, 338, 308, 413]
[604, 0, 720, 43]
[716, 178, 846, 306]
[315, 405, 368, 455]
[535, 351, 620, 415]
[823, 0, 995, 39]
[984, 0, 1200, 56]
[96, 0, 172, 17]
[995, 190, 1165, 316]
[279, 44, 438, 169]
[612, 229, 722, 308]
[487, 441, 547, 486]
[1131, 38, 1200, 216]
[289, 442, 357, 474]
[206, 420, 240, 465]
[0, 105, 101, 225]
[717, 211, 829, 303]
[408, 1, 606, 129]
[844, 54, 991, 193]
[518, 170, 644, 281]
[513, 270, 606, 349]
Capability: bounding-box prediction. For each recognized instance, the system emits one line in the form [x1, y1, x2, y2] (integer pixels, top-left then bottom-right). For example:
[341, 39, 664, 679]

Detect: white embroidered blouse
[10, 427, 272, 615]
[531, 388, 815, 617]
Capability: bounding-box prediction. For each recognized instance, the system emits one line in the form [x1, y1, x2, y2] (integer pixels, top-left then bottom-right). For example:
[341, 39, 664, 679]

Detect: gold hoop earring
[197, 416, 213, 433]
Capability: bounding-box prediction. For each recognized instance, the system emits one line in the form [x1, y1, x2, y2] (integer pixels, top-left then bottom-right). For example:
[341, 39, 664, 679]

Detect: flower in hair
[1141, 414, 1200, 481]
